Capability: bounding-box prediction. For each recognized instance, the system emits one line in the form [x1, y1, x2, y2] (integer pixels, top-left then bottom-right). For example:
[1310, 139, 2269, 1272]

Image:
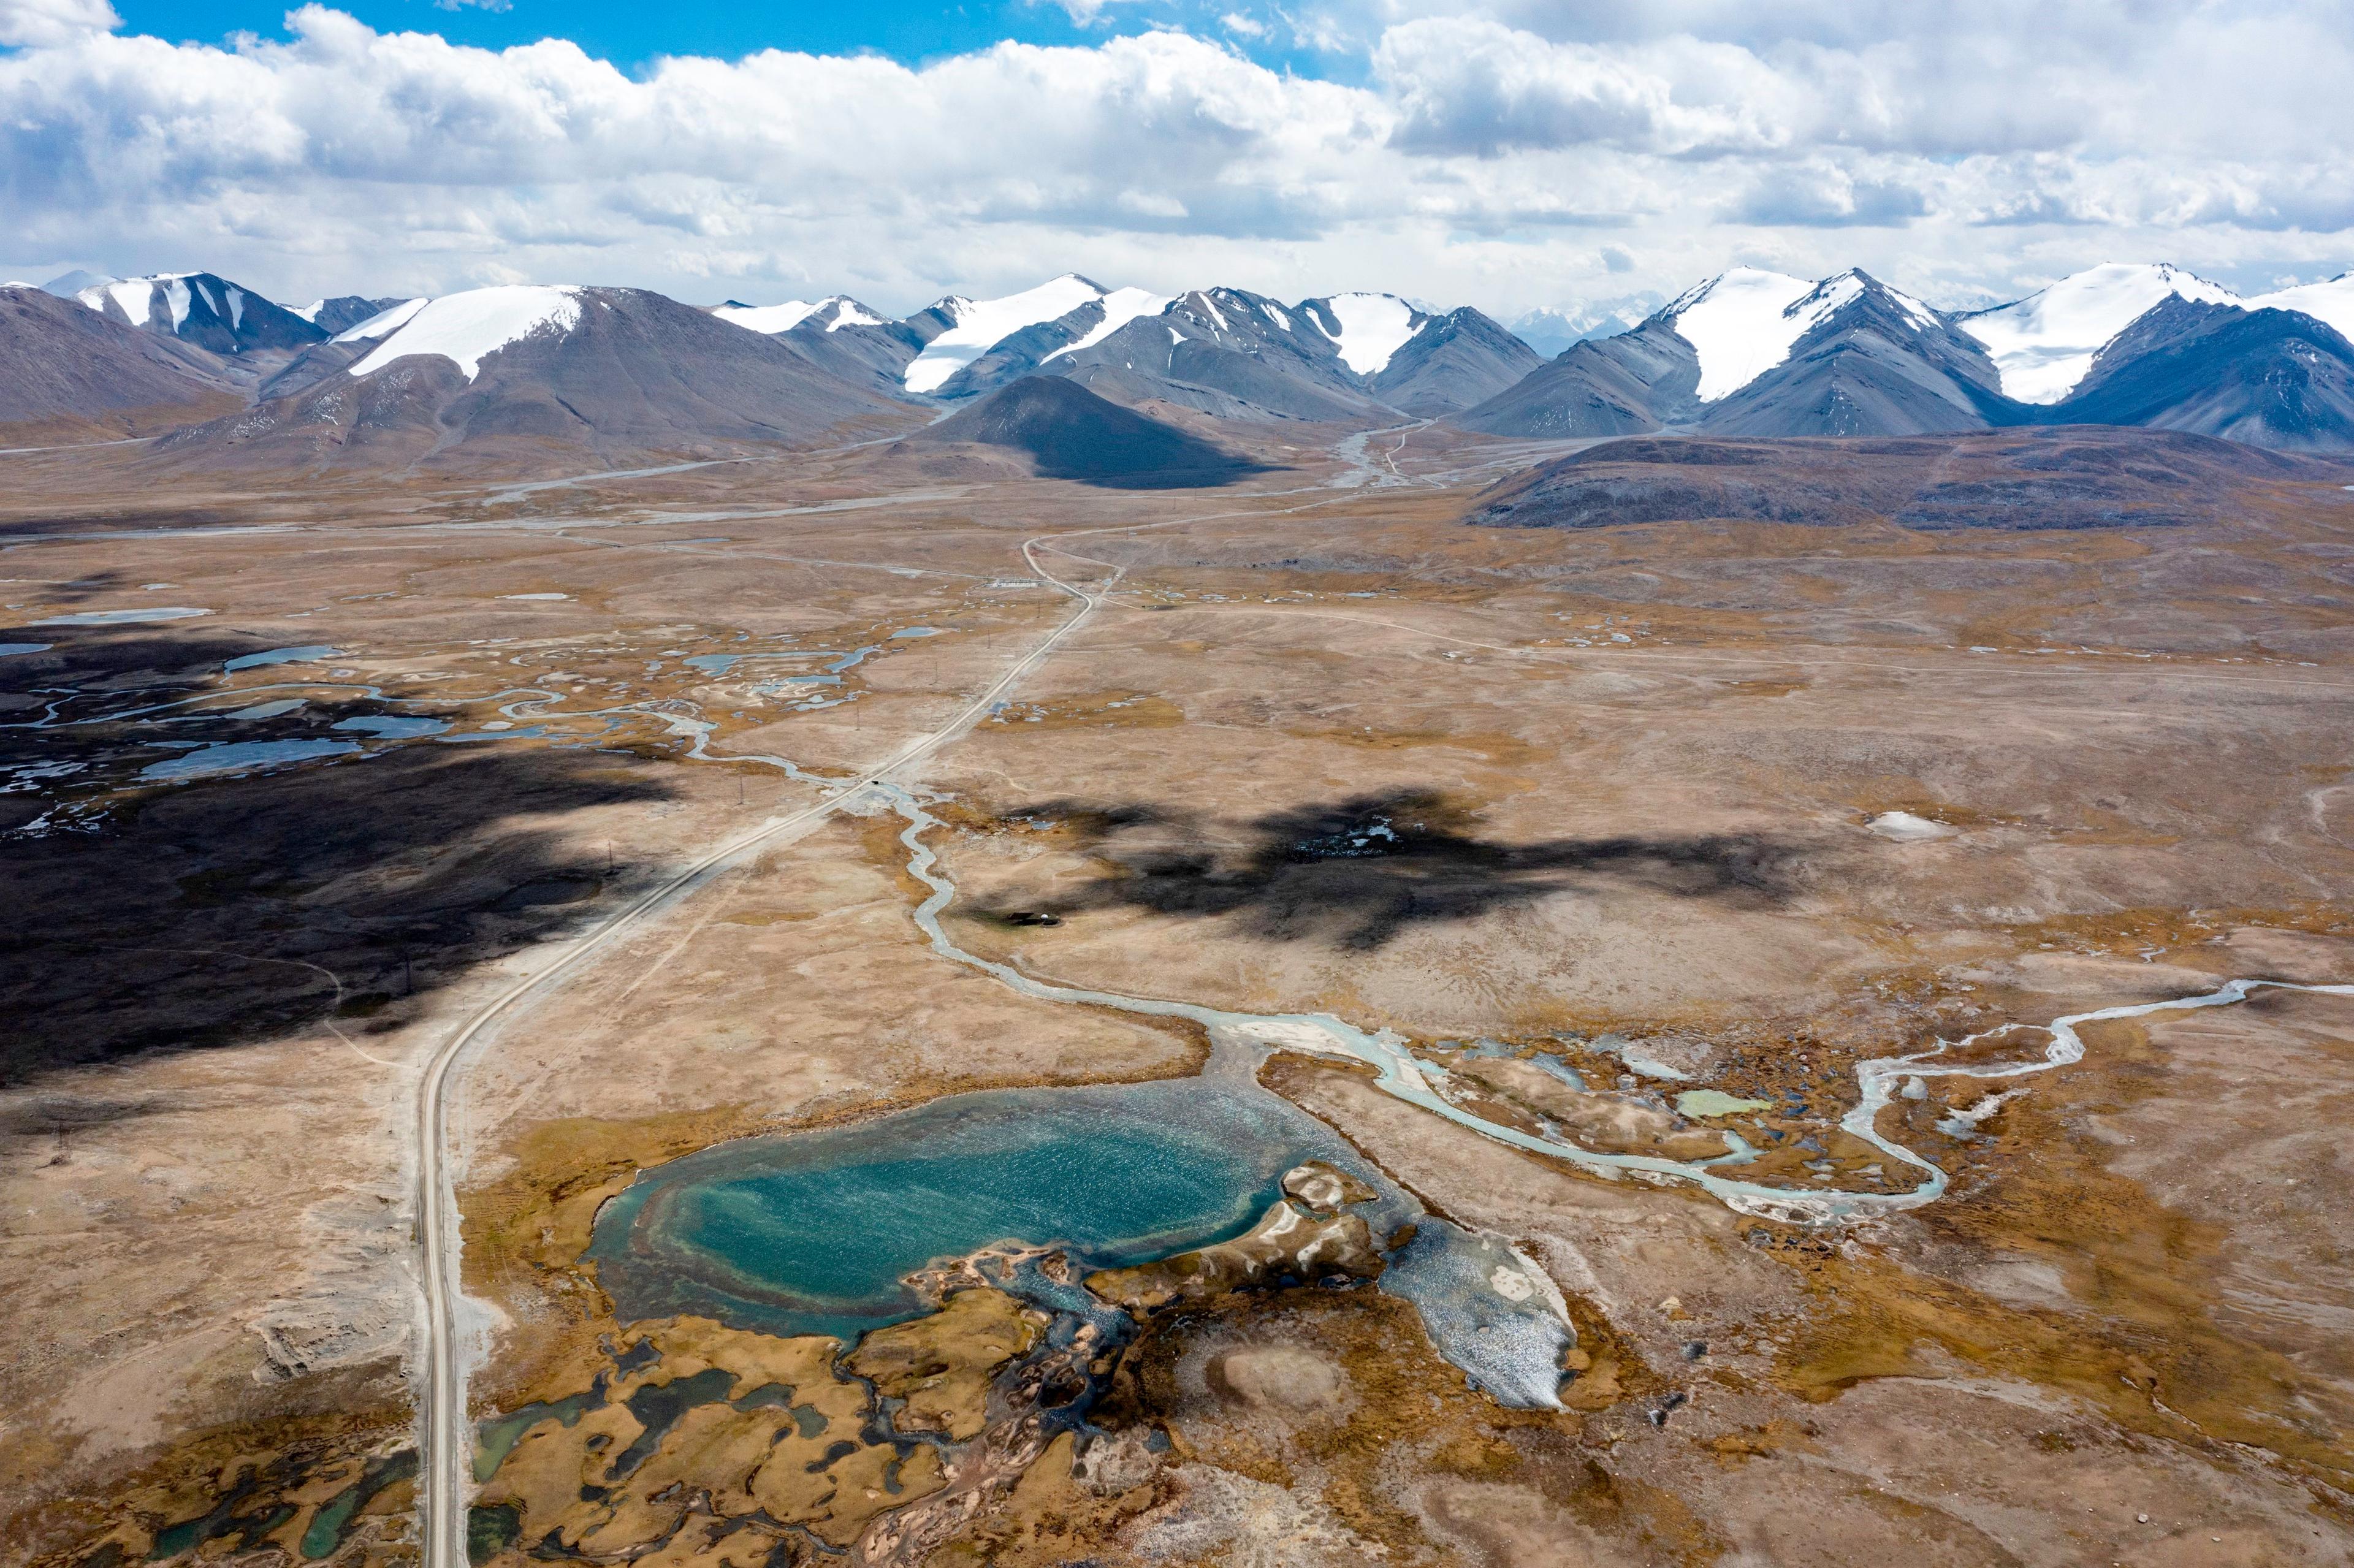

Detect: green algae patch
[1675, 1090, 1773, 1118]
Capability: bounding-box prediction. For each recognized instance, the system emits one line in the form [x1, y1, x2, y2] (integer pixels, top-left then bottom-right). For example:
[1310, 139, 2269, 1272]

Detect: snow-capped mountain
[1462, 259, 2354, 450]
[70, 271, 326, 356]
[712, 275, 1534, 419]
[164, 284, 906, 473]
[2058, 296, 2354, 452]
[1663, 268, 1870, 401]
[1698, 271, 2010, 438]
[1954, 262, 2240, 404]
[1466, 265, 1983, 440]
[1509, 297, 1664, 359]
[713, 295, 886, 336]
[40, 269, 114, 299]
[1046, 284, 1393, 421]
[902, 275, 1111, 394]
[1300, 293, 1428, 376]
[1365, 307, 1543, 414]
[330, 286, 579, 380]
[2245, 273, 2354, 341]
[11, 253, 2352, 463]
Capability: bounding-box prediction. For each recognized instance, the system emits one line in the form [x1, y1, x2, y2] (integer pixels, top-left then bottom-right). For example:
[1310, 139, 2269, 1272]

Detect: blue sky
[107, 0, 1341, 75]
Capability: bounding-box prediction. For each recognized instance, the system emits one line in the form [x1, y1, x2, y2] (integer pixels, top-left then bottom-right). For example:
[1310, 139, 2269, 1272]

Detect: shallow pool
[587, 1078, 1389, 1343]
[139, 738, 362, 780]
[32, 606, 211, 626]
[224, 644, 338, 672]
[333, 714, 453, 737]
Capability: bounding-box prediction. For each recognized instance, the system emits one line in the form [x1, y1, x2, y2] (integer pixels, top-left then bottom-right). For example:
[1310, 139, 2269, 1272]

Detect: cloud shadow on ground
[974, 789, 1806, 950]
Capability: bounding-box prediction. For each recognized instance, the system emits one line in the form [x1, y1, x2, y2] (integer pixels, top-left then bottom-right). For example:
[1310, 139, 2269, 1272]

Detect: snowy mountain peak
[904, 275, 1110, 394]
[1957, 262, 2241, 404]
[2247, 272, 2354, 343]
[813, 297, 886, 331]
[66, 269, 324, 354]
[335, 297, 429, 343]
[714, 297, 822, 335]
[1040, 286, 1173, 363]
[342, 285, 583, 382]
[1303, 292, 1427, 376]
[717, 295, 888, 335]
[42, 268, 114, 299]
[75, 273, 192, 330]
[1509, 295, 1664, 357]
[1656, 268, 1842, 402]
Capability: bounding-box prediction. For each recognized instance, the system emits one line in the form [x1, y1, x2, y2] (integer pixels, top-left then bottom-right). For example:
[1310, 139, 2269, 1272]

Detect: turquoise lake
[587, 1078, 1390, 1342]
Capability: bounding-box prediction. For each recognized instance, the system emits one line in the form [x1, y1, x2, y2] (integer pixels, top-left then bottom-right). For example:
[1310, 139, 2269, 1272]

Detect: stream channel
[590, 710, 2354, 1411]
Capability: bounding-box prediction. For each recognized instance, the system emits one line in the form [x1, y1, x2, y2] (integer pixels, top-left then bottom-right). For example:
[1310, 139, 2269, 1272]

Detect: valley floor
[4, 422, 2354, 1567]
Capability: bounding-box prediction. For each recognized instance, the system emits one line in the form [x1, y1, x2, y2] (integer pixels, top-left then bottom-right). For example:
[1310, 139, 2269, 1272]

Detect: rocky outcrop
[1086, 1161, 1385, 1312]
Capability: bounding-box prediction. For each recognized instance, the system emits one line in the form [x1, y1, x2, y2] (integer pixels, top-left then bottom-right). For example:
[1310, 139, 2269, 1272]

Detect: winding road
[410, 528, 1119, 1568]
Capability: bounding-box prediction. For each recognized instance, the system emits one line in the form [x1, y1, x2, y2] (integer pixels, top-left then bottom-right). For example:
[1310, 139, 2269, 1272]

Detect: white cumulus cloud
[0, 2, 2347, 326]
[0, 0, 117, 49]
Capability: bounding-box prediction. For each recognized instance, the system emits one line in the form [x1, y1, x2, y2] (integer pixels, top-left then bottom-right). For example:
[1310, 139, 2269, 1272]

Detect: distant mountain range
[1458, 262, 2354, 452]
[1507, 296, 1665, 359]
[2, 259, 2350, 467]
[158, 286, 903, 472]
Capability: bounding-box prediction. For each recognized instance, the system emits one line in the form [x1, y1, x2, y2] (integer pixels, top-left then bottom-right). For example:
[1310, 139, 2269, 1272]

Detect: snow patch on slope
[1178, 289, 1229, 333]
[334, 297, 427, 343]
[1043, 287, 1172, 363]
[1957, 262, 2240, 404]
[80, 277, 159, 327]
[820, 299, 885, 330]
[2249, 273, 2354, 343]
[1876, 276, 1943, 333]
[1313, 293, 1421, 376]
[347, 286, 582, 382]
[904, 275, 1105, 394]
[1662, 268, 1849, 401]
[714, 299, 820, 335]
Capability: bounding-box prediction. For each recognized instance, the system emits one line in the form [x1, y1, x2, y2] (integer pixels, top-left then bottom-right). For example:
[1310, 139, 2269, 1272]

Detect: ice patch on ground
[1868, 810, 1954, 841]
[1381, 1224, 1572, 1409]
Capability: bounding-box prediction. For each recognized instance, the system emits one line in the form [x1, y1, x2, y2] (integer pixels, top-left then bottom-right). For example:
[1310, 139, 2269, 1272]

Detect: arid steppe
[6, 419, 2354, 1567]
